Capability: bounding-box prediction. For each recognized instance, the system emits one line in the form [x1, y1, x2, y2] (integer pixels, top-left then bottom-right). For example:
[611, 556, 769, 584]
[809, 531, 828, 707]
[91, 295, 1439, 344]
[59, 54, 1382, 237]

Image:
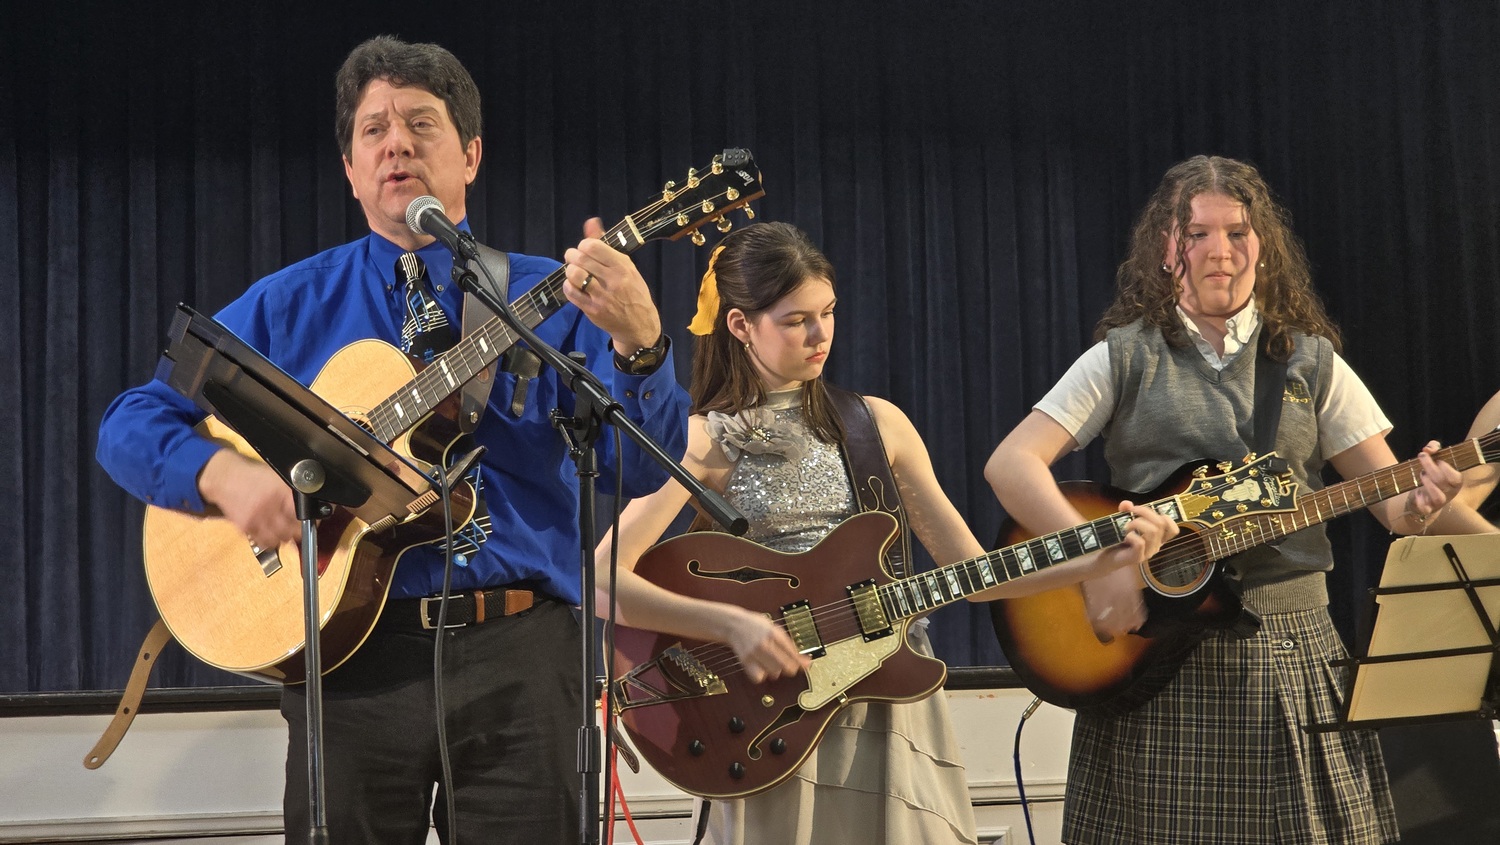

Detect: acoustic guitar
[989, 432, 1500, 715]
[142, 151, 765, 683]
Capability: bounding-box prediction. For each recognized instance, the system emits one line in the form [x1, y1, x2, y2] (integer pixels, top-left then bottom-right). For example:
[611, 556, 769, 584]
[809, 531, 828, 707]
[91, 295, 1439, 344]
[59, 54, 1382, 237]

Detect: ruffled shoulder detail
[705, 408, 810, 463]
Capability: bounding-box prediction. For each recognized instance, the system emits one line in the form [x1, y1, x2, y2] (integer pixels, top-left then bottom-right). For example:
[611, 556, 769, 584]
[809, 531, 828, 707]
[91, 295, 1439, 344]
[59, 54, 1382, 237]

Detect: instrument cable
[1012, 696, 1043, 845]
[430, 460, 460, 844]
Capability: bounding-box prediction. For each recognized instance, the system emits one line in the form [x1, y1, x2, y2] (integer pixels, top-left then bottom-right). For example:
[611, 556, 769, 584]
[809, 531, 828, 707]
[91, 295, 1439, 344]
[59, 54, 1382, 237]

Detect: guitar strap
[458, 245, 521, 428]
[824, 384, 913, 579]
[83, 618, 171, 769]
[1251, 335, 1289, 468]
[1217, 336, 1290, 637]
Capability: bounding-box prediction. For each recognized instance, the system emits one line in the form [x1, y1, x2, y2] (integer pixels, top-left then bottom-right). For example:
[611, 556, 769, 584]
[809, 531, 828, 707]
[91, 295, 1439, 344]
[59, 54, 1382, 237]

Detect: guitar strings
[363, 181, 744, 439]
[642, 468, 1286, 677]
[1140, 440, 1480, 588]
[656, 470, 1262, 672]
[641, 436, 1500, 685]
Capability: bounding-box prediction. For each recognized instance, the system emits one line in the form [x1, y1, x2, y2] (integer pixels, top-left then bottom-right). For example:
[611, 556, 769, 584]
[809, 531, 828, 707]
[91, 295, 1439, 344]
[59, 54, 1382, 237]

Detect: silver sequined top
[715, 393, 856, 554]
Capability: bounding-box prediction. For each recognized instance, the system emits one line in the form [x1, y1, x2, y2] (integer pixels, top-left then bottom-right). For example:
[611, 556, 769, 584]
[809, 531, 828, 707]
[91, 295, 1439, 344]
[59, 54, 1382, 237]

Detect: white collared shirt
[1178, 300, 1260, 370]
[1034, 304, 1390, 456]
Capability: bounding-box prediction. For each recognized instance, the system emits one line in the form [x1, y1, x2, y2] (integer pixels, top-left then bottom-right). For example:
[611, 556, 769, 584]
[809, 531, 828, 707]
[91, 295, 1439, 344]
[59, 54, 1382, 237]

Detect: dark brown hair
[690, 222, 845, 444]
[1096, 155, 1342, 359]
[334, 35, 482, 159]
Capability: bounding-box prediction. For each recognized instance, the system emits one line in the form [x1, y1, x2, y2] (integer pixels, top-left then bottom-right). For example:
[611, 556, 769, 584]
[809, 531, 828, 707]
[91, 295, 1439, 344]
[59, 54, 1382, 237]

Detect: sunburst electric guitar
[989, 432, 1500, 715]
[611, 495, 1208, 799]
[142, 150, 765, 683]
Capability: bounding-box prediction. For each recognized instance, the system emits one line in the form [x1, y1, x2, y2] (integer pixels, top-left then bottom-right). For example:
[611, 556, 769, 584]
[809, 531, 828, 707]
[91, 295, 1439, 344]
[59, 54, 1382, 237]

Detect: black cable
[602, 424, 624, 843]
[430, 462, 460, 844]
[1012, 696, 1042, 845]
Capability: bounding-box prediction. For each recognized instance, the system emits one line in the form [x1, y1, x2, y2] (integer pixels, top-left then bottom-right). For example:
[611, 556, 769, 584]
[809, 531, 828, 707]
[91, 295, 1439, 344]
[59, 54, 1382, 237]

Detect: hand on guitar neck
[197, 449, 299, 552]
[563, 217, 665, 356]
[1074, 498, 1175, 642]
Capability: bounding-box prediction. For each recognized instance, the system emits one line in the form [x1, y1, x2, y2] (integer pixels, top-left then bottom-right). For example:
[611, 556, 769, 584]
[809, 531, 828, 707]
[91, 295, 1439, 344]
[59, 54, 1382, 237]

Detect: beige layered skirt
[696, 626, 978, 845]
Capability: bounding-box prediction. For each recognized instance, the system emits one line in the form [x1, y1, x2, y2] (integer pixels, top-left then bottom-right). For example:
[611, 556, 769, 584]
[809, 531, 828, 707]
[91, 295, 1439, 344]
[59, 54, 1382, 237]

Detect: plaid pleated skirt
[1062, 607, 1399, 845]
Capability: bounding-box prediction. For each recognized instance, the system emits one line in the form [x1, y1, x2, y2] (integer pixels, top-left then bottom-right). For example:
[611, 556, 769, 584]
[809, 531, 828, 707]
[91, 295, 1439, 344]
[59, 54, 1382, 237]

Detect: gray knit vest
[1101, 321, 1333, 613]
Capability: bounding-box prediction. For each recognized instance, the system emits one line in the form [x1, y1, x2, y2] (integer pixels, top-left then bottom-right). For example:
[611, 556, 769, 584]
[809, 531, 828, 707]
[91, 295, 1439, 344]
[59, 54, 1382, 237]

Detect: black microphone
[405, 196, 479, 261]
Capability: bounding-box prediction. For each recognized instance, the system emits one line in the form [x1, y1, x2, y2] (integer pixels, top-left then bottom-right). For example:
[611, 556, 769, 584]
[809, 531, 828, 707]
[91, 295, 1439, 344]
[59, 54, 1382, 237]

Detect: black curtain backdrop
[4, 0, 1498, 692]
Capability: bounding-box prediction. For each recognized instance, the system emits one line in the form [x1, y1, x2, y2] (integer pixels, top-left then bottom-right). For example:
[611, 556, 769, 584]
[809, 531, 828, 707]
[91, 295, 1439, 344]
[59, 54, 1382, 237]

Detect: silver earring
[1161, 263, 1171, 272]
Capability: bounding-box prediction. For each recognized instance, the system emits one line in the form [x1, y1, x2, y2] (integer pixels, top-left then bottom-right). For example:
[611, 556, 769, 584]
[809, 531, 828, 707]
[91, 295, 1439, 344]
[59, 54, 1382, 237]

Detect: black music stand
[1311, 534, 1500, 732]
[158, 305, 441, 845]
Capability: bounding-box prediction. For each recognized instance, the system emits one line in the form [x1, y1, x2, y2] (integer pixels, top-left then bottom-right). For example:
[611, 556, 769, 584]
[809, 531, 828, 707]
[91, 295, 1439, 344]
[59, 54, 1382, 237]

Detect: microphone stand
[448, 240, 744, 845]
[289, 459, 334, 845]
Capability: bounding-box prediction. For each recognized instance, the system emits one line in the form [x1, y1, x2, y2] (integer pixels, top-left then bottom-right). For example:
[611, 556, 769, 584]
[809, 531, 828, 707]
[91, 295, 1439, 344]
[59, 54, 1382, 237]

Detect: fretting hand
[1081, 499, 1179, 641]
[562, 217, 663, 356]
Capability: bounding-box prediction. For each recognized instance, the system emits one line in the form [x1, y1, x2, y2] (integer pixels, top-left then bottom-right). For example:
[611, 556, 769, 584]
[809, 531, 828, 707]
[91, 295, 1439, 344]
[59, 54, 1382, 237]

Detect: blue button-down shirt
[97, 229, 690, 603]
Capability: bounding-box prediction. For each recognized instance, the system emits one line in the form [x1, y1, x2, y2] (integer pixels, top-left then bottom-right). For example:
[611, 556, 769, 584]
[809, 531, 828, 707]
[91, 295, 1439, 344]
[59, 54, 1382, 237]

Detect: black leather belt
[387, 587, 539, 630]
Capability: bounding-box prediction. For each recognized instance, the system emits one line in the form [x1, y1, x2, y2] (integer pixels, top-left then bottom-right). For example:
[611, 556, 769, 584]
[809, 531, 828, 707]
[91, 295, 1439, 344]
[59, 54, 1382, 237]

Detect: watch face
[630, 350, 661, 372]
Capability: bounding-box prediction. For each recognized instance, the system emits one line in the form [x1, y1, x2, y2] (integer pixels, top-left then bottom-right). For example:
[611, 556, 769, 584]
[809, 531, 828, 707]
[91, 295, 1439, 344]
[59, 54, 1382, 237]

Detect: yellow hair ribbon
[687, 244, 726, 336]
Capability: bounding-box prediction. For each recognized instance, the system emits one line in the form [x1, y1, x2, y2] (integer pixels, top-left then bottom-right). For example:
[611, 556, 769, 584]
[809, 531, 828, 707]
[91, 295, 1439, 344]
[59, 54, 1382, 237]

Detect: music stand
[158, 305, 441, 844]
[1310, 534, 1500, 732]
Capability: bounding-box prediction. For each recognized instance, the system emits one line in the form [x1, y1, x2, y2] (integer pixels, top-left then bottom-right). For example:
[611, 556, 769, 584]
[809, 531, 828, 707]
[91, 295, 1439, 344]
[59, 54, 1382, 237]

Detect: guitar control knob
[729, 762, 745, 779]
[689, 740, 705, 756]
[770, 738, 787, 754]
[728, 717, 745, 733]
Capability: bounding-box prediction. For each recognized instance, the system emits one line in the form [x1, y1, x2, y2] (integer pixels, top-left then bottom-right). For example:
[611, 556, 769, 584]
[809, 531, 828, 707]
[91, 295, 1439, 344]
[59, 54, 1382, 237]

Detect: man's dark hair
[334, 35, 482, 158]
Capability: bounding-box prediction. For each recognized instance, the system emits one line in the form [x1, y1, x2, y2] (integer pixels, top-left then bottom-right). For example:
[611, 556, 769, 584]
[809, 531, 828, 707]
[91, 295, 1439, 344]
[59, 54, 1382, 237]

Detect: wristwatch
[613, 334, 670, 375]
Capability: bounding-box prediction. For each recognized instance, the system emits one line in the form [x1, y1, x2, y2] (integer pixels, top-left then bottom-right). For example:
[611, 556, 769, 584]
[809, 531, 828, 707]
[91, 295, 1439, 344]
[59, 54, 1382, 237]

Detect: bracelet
[1404, 497, 1431, 535]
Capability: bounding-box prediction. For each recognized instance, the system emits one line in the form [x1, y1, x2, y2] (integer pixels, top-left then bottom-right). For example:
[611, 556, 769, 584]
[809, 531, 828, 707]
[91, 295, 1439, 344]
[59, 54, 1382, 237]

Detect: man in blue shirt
[96, 35, 690, 843]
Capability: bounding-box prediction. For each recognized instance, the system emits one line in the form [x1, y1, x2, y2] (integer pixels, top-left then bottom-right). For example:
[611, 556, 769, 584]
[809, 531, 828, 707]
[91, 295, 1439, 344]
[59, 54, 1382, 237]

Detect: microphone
[405, 196, 479, 261]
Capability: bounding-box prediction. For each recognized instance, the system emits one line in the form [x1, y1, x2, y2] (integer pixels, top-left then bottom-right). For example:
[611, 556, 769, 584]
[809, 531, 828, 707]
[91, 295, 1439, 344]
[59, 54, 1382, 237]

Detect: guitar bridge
[612, 645, 727, 713]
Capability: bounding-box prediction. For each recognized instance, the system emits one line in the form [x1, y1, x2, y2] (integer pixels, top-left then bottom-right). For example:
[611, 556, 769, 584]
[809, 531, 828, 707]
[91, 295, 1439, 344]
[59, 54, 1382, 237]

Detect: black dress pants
[282, 599, 583, 844]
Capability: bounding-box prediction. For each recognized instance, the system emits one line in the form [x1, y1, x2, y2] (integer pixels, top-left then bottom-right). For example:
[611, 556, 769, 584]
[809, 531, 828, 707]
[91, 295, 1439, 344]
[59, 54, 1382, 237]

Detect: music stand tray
[1312, 534, 1500, 731]
[158, 305, 436, 525]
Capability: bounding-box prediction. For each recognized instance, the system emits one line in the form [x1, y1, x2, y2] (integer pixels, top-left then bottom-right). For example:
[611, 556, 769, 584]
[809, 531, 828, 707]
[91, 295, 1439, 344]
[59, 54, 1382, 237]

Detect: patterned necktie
[396, 252, 455, 362]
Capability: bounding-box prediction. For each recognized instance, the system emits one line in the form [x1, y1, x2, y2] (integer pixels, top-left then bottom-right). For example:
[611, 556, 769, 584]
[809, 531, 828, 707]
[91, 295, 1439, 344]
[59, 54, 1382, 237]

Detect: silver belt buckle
[419, 595, 467, 630]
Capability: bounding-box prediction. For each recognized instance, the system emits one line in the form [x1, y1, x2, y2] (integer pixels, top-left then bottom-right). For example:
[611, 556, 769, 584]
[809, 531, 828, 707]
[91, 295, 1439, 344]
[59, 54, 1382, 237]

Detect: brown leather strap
[455, 244, 512, 432]
[824, 384, 912, 578]
[84, 618, 172, 769]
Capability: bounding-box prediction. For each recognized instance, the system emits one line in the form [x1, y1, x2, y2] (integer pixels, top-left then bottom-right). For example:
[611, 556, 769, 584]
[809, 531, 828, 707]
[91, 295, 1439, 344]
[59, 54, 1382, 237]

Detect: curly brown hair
[1095, 155, 1341, 359]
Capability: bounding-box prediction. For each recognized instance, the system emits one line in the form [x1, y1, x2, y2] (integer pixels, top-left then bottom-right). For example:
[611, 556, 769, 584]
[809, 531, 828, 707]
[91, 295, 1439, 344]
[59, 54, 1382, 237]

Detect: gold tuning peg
[744, 206, 756, 220]
[711, 158, 724, 175]
[687, 168, 699, 189]
[716, 217, 733, 233]
[691, 231, 706, 246]
[662, 180, 676, 201]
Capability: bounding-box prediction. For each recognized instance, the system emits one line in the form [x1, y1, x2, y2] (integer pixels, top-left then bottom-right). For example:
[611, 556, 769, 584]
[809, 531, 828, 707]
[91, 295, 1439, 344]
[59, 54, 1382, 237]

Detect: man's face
[342, 78, 481, 249]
